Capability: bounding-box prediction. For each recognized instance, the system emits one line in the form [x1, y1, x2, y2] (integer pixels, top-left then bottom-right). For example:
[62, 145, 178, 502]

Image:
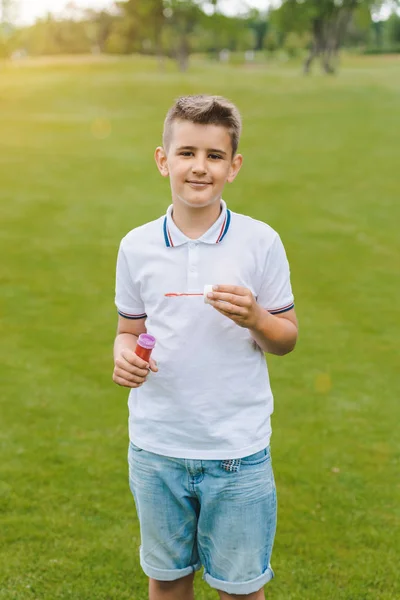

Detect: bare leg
[149, 572, 195, 600]
[218, 587, 265, 600]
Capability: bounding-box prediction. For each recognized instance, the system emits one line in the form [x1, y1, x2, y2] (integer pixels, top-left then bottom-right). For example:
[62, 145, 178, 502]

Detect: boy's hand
[206, 285, 263, 329]
[113, 349, 158, 389]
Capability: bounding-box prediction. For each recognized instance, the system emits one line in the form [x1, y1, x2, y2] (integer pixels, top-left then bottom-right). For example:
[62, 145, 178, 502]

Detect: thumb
[149, 358, 158, 373]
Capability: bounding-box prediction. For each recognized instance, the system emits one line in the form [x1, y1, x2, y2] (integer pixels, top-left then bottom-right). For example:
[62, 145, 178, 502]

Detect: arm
[113, 316, 158, 388]
[248, 307, 298, 356]
[206, 285, 298, 356]
[113, 315, 144, 362]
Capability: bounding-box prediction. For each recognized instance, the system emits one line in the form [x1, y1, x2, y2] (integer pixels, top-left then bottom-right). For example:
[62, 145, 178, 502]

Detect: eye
[179, 151, 193, 157]
[209, 154, 223, 160]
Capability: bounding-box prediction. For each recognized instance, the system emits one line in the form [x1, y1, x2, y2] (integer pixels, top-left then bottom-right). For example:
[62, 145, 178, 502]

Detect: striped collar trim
[215, 209, 231, 243]
[163, 200, 231, 248]
[163, 218, 174, 247]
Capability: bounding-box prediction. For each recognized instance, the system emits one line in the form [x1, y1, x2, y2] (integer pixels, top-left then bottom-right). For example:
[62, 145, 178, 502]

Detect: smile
[186, 181, 212, 188]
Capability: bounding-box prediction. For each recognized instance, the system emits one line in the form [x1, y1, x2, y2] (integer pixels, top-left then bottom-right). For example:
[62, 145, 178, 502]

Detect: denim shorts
[127, 442, 277, 595]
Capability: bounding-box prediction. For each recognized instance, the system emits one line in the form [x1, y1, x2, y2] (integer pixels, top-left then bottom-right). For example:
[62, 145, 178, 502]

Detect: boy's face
[155, 120, 242, 210]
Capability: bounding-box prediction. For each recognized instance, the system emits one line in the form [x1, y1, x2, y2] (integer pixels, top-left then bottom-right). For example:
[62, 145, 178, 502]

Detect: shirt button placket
[188, 242, 199, 292]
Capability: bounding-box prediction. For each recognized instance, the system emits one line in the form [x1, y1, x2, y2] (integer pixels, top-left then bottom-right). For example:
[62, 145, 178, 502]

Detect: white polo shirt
[115, 200, 294, 459]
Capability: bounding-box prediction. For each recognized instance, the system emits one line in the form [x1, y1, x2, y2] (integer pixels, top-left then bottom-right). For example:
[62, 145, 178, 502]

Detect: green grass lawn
[1, 53, 399, 599]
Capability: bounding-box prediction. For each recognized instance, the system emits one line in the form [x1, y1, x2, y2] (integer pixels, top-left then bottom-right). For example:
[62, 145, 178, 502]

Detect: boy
[113, 95, 298, 600]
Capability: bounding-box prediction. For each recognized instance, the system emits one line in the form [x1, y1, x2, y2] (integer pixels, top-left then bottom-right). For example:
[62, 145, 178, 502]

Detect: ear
[155, 146, 169, 177]
[227, 153, 243, 183]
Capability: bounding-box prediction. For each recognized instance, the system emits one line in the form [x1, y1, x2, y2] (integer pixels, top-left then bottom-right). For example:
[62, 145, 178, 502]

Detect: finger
[211, 304, 246, 326]
[207, 291, 251, 307]
[207, 299, 246, 317]
[114, 368, 147, 385]
[115, 357, 149, 377]
[212, 285, 249, 296]
[120, 349, 149, 369]
[149, 358, 158, 373]
[114, 367, 148, 383]
[112, 373, 144, 388]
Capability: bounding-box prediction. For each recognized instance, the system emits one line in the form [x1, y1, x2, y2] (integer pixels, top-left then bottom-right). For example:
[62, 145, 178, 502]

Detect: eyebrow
[176, 145, 227, 156]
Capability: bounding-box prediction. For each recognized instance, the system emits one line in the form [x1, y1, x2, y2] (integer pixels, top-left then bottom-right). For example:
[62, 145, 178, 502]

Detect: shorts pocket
[129, 441, 143, 453]
[240, 446, 270, 466]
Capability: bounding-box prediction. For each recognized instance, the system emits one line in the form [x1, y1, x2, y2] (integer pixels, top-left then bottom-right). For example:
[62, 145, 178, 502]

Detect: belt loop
[221, 458, 241, 473]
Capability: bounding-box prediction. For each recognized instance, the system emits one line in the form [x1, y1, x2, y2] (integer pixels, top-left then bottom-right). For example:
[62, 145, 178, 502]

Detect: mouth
[186, 181, 212, 189]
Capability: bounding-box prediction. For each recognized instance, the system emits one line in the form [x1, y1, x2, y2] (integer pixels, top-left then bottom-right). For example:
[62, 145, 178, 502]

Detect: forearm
[113, 333, 138, 361]
[249, 309, 298, 356]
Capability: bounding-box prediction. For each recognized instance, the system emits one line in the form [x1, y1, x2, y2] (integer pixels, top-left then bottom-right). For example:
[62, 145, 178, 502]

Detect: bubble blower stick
[165, 285, 214, 304]
[134, 333, 156, 363]
[165, 293, 203, 297]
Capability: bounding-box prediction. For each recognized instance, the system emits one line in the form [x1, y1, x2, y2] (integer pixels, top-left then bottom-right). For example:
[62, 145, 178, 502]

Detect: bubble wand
[165, 285, 214, 304]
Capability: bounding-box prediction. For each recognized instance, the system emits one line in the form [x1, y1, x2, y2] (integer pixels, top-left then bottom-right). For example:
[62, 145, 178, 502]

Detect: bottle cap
[137, 334, 156, 350]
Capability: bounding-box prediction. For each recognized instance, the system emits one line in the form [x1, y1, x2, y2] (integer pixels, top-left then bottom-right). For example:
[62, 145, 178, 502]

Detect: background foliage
[1, 0, 400, 68]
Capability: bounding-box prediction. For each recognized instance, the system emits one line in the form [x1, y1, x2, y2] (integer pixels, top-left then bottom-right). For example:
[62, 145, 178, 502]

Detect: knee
[150, 571, 195, 591]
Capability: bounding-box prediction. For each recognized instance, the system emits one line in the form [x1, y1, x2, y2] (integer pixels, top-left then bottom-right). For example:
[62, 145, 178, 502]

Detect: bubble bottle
[134, 334, 156, 362]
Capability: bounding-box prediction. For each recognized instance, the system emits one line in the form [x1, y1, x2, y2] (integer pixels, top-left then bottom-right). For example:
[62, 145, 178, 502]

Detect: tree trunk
[156, 48, 165, 71]
[177, 36, 189, 72]
[154, 29, 165, 72]
[321, 48, 336, 74]
[304, 45, 319, 74]
[304, 7, 354, 75]
[304, 18, 323, 74]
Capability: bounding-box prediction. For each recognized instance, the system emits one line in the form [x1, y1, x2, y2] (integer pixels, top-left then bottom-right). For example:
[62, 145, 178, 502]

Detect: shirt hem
[128, 435, 272, 460]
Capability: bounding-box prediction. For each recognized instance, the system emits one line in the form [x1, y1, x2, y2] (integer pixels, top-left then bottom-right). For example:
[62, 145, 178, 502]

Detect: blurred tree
[284, 31, 311, 58]
[0, 0, 19, 57]
[344, 3, 371, 48]
[264, 29, 279, 54]
[84, 9, 115, 53]
[0, 0, 18, 25]
[386, 12, 400, 44]
[248, 8, 268, 51]
[272, 0, 400, 74]
[104, 16, 137, 53]
[7, 0, 261, 62]
[205, 0, 219, 57]
[199, 11, 250, 55]
[210, 0, 218, 15]
[164, 0, 203, 71]
[370, 19, 384, 47]
[17, 15, 92, 55]
[117, 0, 165, 65]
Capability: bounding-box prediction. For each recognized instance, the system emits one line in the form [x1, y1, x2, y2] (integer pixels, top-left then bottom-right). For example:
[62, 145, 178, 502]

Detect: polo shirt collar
[163, 200, 231, 248]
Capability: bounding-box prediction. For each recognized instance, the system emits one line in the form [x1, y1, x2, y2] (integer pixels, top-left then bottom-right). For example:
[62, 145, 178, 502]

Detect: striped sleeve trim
[268, 302, 294, 315]
[118, 310, 147, 320]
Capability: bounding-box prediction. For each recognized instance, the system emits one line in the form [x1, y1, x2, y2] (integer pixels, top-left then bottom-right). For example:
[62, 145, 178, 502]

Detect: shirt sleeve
[257, 233, 294, 314]
[115, 241, 147, 319]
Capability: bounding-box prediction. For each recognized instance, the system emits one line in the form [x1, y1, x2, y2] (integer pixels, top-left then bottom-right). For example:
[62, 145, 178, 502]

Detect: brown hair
[163, 95, 242, 156]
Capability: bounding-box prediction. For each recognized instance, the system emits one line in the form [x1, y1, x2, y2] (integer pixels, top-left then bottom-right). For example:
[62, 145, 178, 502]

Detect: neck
[171, 200, 222, 239]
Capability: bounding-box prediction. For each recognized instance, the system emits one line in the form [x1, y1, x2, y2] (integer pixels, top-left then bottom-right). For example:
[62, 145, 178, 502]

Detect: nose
[191, 155, 207, 175]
